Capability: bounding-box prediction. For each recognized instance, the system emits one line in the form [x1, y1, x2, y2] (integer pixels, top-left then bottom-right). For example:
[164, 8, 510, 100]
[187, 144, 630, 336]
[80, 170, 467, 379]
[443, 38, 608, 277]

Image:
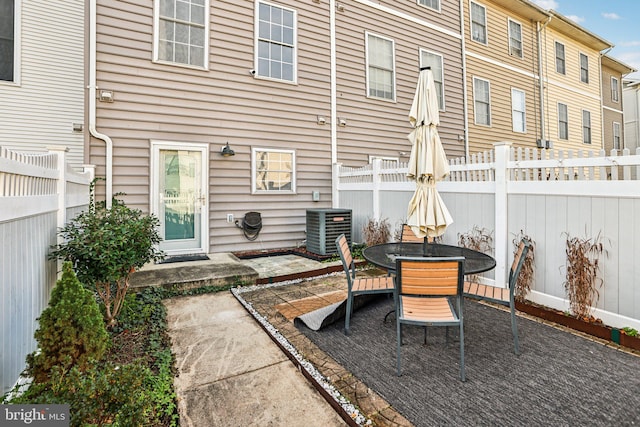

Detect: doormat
[157, 254, 210, 264]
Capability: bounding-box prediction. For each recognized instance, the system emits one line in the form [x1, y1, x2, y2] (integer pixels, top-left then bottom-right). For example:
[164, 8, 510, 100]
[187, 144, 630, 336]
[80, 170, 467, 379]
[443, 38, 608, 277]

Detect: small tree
[26, 262, 109, 383]
[50, 184, 164, 326]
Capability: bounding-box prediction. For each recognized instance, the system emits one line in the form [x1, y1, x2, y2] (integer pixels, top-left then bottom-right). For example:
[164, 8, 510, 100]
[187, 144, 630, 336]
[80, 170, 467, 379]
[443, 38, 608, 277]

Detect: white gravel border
[232, 275, 373, 426]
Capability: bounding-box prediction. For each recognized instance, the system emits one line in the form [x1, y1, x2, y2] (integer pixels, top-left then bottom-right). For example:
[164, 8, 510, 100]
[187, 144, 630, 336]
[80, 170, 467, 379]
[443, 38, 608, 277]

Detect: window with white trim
[417, 0, 440, 12]
[256, 1, 296, 82]
[558, 103, 568, 140]
[611, 76, 620, 102]
[613, 122, 621, 150]
[252, 148, 296, 193]
[508, 19, 522, 58]
[582, 110, 591, 144]
[155, 0, 208, 68]
[511, 88, 526, 133]
[473, 77, 491, 126]
[420, 49, 445, 110]
[580, 53, 589, 83]
[366, 32, 395, 101]
[555, 41, 565, 74]
[470, 2, 487, 44]
[0, 0, 17, 82]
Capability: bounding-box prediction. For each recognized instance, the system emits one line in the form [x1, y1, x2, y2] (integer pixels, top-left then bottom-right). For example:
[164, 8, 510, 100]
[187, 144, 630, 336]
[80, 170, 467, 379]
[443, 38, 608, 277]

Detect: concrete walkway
[164, 292, 346, 426]
[133, 253, 348, 426]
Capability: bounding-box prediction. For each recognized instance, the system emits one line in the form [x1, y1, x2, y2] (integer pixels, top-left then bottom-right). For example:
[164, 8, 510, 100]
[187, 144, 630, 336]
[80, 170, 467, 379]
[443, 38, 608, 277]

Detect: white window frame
[153, 0, 209, 69]
[582, 109, 591, 144]
[251, 147, 296, 194]
[470, 1, 487, 45]
[365, 32, 396, 102]
[416, 0, 441, 13]
[419, 49, 445, 111]
[473, 77, 491, 126]
[558, 103, 568, 140]
[555, 41, 565, 75]
[0, 0, 20, 84]
[611, 76, 620, 102]
[579, 52, 589, 84]
[254, 0, 297, 83]
[511, 88, 526, 133]
[508, 18, 523, 58]
[613, 122, 621, 150]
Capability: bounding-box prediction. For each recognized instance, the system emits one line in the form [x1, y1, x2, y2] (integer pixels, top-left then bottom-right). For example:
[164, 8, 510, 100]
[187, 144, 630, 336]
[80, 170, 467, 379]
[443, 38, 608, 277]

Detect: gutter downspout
[459, 0, 469, 160]
[600, 48, 613, 150]
[330, 0, 338, 207]
[88, 0, 113, 207]
[537, 16, 552, 147]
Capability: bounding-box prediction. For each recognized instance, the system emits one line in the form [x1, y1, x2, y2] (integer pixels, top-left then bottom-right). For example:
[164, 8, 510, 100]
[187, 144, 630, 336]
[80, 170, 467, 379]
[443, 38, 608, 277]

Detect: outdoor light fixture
[317, 115, 326, 125]
[99, 90, 114, 102]
[220, 143, 235, 157]
[338, 117, 347, 127]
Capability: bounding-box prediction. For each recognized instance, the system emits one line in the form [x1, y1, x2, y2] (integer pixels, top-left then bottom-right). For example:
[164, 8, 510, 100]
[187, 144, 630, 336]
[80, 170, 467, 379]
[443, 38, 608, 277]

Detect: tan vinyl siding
[539, 26, 603, 150]
[0, 0, 85, 168]
[334, 0, 465, 166]
[93, 0, 334, 252]
[463, 0, 541, 153]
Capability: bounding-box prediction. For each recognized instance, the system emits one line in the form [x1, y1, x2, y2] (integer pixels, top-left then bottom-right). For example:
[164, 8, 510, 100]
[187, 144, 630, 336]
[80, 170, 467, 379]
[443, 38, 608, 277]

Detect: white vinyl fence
[334, 142, 640, 331]
[0, 146, 94, 395]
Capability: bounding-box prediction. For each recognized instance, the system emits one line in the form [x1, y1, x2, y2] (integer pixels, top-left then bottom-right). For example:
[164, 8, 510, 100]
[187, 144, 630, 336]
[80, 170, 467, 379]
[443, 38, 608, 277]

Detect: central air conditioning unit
[305, 208, 352, 255]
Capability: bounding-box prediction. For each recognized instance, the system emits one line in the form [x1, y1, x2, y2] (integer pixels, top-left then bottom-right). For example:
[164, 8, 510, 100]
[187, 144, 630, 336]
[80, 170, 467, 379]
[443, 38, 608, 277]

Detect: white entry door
[151, 142, 208, 255]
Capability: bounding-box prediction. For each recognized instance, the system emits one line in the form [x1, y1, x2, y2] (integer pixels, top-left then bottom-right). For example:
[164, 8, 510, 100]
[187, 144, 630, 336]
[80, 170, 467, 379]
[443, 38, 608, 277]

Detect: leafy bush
[26, 262, 109, 383]
[50, 183, 164, 326]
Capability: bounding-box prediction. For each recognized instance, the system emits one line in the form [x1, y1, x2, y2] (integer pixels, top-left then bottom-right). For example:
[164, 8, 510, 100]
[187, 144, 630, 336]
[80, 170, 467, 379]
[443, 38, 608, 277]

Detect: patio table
[362, 242, 496, 275]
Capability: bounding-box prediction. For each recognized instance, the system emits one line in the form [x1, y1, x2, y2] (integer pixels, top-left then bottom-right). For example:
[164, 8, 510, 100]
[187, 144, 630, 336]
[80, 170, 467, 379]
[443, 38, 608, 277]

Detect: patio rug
[298, 296, 640, 426]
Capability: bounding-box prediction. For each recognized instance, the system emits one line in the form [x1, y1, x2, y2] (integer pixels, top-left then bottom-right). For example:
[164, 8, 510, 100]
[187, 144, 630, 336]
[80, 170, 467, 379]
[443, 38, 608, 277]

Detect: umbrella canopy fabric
[406, 68, 453, 238]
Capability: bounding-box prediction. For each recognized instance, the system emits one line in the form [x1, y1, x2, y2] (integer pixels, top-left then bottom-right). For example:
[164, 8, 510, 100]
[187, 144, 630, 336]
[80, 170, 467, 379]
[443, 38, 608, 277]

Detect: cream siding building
[601, 55, 635, 154]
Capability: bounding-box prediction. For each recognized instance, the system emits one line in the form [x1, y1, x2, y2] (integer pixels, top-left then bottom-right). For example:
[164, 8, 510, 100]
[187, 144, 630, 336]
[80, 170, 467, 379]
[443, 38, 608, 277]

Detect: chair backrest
[396, 256, 465, 297]
[508, 238, 531, 292]
[335, 234, 355, 280]
[401, 224, 424, 243]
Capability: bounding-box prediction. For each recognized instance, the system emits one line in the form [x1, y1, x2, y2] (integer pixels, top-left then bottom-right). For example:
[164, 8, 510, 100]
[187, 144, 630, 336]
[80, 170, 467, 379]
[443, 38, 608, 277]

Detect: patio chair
[395, 256, 466, 381]
[335, 234, 395, 335]
[463, 237, 531, 355]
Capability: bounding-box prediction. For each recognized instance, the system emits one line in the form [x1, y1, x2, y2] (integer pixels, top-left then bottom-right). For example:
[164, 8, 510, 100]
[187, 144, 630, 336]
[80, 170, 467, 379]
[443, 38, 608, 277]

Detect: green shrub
[11, 361, 151, 427]
[50, 182, 164, 326]
[26, 262, 109, 383]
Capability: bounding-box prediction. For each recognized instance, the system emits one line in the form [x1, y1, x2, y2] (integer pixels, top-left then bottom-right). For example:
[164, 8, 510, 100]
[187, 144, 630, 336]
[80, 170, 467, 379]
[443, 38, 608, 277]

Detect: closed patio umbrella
[406, 67, 453, 239]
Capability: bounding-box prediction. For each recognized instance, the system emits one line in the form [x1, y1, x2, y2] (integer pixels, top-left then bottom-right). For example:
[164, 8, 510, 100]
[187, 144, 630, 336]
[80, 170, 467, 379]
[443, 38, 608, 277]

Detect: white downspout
[537, 17, 552, 146]
[459, 0, 469, 160]
[330, 0, 338, 207]
[88, 0, 113, 207]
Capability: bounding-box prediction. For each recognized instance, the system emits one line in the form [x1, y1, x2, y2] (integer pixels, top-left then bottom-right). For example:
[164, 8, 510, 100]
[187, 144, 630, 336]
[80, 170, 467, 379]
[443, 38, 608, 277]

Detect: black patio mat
[298, 297, 640, 426]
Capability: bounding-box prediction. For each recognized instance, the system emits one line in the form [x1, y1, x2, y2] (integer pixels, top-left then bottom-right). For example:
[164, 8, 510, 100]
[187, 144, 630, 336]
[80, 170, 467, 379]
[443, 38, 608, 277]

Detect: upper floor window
[611, 76, 620, 102]
[470, 2, 487, 44]
[613, 122, 621, 150]
[417, 0, 440, 12]
[558, 103, 568, 140]
[582, 110, 591, 144]
[420, 49, 445, 110]
[473, 77, 491, 126]
[508, 19, 522, 58]
[555, 41, 565, 74]
[0, 0, 17, 82]
[252, 148, 296, 193]
[511, 88, 526, 133]
[580, 53, 589, 83]
[256, 1, 296, 82]
[155, 0, 208, 68]
[366, 32, 395, 101]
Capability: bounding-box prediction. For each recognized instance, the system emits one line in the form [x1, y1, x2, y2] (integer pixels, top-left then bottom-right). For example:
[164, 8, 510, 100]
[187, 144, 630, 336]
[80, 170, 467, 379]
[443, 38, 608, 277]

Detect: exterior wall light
[221, 142, 235, 157]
